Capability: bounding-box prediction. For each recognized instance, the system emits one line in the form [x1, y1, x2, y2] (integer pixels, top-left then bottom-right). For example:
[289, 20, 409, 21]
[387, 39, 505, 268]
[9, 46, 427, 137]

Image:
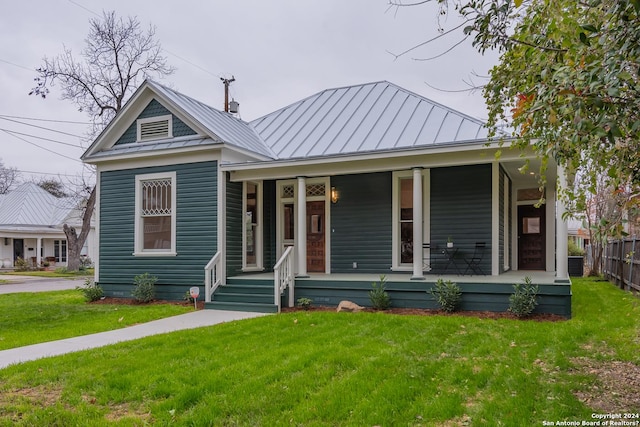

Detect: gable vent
[137, 115, 173, 142]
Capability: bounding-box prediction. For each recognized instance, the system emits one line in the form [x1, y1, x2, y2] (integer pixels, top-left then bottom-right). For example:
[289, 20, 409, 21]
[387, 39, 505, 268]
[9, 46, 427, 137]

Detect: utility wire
[1, 130, 83, 162]
[0, 117, 85, 138]
[0, 114, 89, 125]
[0, 58, 33, 71]
[0, 128, 83, 148]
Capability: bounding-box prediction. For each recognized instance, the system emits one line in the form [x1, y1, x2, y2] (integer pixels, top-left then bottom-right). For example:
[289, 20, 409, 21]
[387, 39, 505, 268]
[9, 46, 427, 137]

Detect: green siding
[115, 99, 197, 145]
[98, 161, 217, 300]
[331, 172, 392, 273]
[262, 180, 277, 270]
[226, 177, 243, 277]
[430, 164, 492, 274]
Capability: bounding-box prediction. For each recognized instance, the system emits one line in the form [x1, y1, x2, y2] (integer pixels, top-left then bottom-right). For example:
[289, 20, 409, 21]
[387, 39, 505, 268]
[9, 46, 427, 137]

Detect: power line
[0, 130, 82, 163]
[0, 128, 83, 148]
[0, 114, 89, 125]
[0, 58, 33, 71]
[0, 117, 85, 138]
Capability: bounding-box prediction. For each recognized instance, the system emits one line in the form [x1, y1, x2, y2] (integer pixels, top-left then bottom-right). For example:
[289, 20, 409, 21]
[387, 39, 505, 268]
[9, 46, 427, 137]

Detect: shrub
[568, 239, 585, 256]
[14, 257, 30, 272]
[77, 278, 104, 302]
[508, 276, 539, 318]
[132, 272, 157, 303]
[369, 275, 391, 310]
[55, 266, 69, 274]
[430, 279, 462, 312]
[297, 297, 313, 310]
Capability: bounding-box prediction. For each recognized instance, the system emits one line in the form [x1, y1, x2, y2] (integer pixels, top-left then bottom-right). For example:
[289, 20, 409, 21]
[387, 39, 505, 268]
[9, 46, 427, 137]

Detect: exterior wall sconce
[331, 186, 339, 204]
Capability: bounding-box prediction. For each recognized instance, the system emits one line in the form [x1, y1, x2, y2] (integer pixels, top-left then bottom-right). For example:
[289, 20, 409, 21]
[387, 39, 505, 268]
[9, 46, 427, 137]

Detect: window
[137, 115, 173, 142]
[54, 240, 67, 263]
[400, 178, 413, 264]
[134, 172, 177, 256]
[392, 170, 429, 270]
[243, 181, 262, 270]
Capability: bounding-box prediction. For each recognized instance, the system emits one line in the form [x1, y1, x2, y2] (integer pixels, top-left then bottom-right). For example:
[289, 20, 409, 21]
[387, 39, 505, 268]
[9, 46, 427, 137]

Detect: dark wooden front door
[13, 239, 24, 263]
[518, 205, 546, 270]
[306, 201, 325, 273]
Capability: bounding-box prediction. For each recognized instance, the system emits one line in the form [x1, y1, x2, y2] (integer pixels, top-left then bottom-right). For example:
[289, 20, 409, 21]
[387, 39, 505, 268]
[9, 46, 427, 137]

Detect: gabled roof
[82, 80, 275, 162]
[0, 183, 75, 227]
[250, 81, 488, 160]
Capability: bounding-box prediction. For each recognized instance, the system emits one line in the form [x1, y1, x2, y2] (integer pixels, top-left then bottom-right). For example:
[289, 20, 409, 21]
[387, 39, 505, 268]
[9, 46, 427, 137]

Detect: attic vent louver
[137, 115, 173, 142]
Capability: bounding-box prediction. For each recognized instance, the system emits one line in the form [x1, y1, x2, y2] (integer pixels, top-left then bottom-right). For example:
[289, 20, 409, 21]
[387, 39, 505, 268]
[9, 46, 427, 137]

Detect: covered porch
[206, 270, 572, 318]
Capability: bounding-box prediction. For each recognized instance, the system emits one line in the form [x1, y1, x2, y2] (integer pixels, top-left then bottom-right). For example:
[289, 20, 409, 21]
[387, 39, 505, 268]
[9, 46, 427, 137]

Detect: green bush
[296, 297, 313, 310]
[508, 276, 539, 317]
[54, 266, 69, 274]
[568, 239, 585, 256]
[77, 278, 104, 302]
[14, 257, 30, 272]
[369, 275, 391, 310]
[132, 272, 157, 303]
[430, 279, 462, 312]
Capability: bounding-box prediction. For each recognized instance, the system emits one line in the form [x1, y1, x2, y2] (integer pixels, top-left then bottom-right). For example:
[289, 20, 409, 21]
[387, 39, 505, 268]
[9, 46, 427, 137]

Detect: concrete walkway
[0, 277, 267, 369]
[0, 309, 268, 370]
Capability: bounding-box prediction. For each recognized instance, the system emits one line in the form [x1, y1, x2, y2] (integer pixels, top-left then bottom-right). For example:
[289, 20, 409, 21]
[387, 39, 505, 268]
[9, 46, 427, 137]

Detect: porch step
[207, 278, 278, 313]
[205, 301, 278, 313]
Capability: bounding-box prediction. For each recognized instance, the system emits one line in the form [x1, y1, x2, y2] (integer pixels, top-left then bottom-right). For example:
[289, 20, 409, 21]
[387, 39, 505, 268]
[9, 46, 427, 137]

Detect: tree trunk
[63, 186, 96, 271]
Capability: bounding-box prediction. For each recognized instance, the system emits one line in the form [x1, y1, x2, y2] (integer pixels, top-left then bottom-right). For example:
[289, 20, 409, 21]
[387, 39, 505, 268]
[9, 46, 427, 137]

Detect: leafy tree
[0, 159, 19, 194]
[31, 10, 174, 270]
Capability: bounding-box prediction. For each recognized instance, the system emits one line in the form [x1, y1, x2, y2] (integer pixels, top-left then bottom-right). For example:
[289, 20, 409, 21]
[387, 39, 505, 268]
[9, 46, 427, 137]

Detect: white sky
[0, 0, 499, 185]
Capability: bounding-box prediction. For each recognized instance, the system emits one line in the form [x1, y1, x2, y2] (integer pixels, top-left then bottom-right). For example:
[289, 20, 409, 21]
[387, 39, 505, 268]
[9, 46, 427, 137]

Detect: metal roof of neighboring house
[0, 183, 75, 227]
[250, 81, 489, 160]
[146, 81, 276, 158]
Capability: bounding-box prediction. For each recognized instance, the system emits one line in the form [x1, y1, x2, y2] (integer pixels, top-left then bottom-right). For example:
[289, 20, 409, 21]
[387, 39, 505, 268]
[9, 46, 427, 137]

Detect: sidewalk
[0, 275, 84, 294]
[0, 309, 268, 370]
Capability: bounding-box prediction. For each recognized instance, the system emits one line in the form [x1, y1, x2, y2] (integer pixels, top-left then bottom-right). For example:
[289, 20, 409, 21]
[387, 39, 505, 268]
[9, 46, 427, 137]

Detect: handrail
[204, 251, 222, 303]
[273, 246, 295, 313]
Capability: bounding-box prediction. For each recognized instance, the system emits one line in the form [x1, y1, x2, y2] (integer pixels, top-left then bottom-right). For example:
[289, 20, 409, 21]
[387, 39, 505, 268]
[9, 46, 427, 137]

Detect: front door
[518, 205, 546, 270]
[13, 239, 24, 263]
[306, 201, 325, 273]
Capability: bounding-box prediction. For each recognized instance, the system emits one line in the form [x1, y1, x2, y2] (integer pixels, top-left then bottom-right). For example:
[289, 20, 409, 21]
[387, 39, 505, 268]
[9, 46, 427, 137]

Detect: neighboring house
[0, 182, 96, 268]
[81, 80, 571, 316]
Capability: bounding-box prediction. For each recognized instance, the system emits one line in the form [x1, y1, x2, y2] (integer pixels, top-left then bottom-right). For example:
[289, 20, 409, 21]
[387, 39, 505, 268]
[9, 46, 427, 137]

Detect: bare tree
[30, 10, 175, 270]
[33, 177, 69, 198]
[0, 159, 20, 194]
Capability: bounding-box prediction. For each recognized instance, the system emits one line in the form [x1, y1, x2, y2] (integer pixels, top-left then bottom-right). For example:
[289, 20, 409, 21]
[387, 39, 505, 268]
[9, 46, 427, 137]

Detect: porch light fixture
[331, 186, 339, 204]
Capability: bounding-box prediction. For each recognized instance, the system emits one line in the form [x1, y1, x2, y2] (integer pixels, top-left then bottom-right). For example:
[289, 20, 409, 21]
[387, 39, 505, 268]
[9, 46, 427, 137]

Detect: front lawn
[0, 290, 192, 350]
[0, 277, 638, 426]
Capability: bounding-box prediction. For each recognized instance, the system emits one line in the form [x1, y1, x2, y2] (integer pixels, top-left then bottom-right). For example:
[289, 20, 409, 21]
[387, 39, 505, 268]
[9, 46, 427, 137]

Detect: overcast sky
[0, 0, 499, 186]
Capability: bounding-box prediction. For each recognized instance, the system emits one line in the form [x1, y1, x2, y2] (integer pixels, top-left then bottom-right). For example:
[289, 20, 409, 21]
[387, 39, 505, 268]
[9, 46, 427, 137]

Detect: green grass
[0, 290, 191, 350]
[0, 268, 94, 278]
[0, 277, 639, 426]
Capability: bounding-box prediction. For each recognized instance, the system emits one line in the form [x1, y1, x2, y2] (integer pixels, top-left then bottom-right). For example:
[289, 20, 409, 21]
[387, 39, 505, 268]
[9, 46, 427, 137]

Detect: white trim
[297, 177, 307, 276]
[217, 168, 226, 285]
[391, 170, 429, 271]
[242, 181, 263, 271]
[133, 171, 177, 256]
[94, 171, 101, 281]
[503, 173, 510, 271]
[491, 162, 500, 275]
[137, 114, 173, 142]
[546, 181, 557, 273]
[96, 151, 219, 172]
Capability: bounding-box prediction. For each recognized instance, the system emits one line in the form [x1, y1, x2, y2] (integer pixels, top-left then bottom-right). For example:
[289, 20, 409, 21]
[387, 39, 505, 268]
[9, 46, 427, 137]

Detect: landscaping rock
[336, 300, 363, 312]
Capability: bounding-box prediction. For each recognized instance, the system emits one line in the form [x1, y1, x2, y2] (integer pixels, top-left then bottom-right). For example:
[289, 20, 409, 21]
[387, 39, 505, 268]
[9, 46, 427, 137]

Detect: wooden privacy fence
[603, 238, 640, 293]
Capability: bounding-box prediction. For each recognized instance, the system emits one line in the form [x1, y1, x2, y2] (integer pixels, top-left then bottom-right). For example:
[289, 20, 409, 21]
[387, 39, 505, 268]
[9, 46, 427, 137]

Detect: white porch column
[36, 237, 42, 267]
[556, 166, 569, 279]
[296, 176, 308, 277]
[412, 168, 424, 280]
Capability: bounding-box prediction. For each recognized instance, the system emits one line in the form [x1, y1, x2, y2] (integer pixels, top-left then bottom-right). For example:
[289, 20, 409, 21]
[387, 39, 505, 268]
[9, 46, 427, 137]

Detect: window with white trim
[134, 172, 177, 256]
[392, 170, 429, 270]
[137, 115, 173, 142]
[54, 239, 67, 263]
[243, 181, 263, 270]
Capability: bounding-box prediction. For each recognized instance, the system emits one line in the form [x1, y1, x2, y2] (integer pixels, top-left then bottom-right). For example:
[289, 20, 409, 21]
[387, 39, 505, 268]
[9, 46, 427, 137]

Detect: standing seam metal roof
[250, 80, 488, 160]
[0, 183, 75, 226]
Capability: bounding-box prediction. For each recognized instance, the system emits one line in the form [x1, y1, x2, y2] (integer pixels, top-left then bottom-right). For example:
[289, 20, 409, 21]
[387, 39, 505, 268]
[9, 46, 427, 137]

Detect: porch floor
[230, 270, 564, 285]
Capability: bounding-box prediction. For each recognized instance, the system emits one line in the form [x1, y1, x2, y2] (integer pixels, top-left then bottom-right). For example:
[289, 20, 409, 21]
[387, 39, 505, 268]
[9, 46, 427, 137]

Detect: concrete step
[205, 301, 279, 313]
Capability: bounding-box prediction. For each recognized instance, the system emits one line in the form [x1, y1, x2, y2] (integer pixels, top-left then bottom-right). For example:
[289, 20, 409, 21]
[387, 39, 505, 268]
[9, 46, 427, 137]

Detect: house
[0, 182, 96, 268]
[81, 80, 571, 317]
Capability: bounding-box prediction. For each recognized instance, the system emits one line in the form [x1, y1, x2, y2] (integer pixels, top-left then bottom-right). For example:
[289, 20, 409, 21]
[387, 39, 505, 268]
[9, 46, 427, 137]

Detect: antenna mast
[220, 76, 235, 112]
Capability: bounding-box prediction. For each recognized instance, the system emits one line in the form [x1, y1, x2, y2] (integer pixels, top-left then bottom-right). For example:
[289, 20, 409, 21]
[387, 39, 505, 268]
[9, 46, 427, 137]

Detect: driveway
[0, 275, 85, 294]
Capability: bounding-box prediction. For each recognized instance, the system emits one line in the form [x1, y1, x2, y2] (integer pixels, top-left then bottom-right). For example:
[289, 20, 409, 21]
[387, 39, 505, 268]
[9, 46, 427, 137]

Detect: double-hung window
[134, 172, 177, 256]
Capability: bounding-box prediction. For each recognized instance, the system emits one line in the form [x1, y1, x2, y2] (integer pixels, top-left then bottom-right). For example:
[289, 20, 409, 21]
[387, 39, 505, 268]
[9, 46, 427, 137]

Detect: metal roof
[146, 81, 275, 158]
[0, 183, 75, 227]
[85, 135, 215, 160]
[250, 81, 488, 160]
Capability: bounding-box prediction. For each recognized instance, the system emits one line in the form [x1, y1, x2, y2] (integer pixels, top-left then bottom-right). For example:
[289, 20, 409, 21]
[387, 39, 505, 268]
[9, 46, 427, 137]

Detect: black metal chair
[422, 242, 433, 272]
[464, 242, 487, 275]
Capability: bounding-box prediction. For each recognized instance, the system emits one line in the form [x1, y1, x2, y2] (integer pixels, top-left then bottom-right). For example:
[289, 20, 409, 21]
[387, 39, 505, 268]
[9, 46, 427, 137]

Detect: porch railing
[204, 251, 222, 303]
[273, 246, 295, 312]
